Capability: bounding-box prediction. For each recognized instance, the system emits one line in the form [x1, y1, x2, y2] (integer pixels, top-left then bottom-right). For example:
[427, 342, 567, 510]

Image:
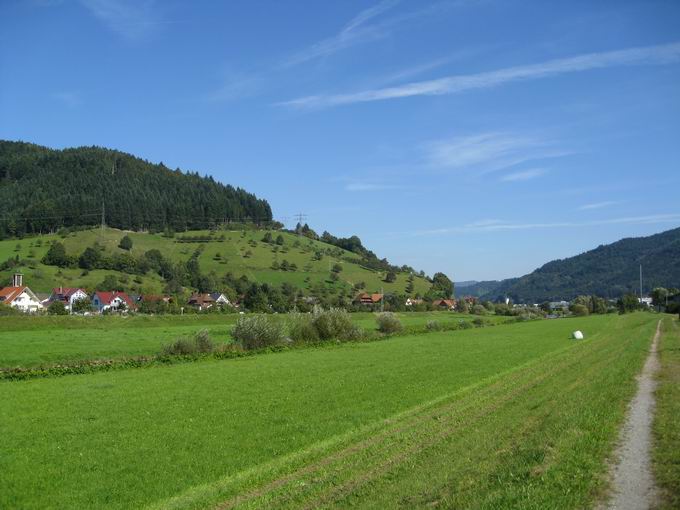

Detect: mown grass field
[653, 316, 680, 509]
[0, 227, 431, 295]
[0, 313, 658, 509]
[0, 311, 506, 368]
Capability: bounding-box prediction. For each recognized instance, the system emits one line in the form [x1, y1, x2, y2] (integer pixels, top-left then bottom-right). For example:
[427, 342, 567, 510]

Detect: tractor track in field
[214, 323, 635, 510]
[602, 320, 661, 510]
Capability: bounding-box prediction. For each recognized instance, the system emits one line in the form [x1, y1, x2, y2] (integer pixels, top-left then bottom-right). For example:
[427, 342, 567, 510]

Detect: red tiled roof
[93, 291, 135, 308]
[51, 288, 86, 299]
[0, 286, 26, 304]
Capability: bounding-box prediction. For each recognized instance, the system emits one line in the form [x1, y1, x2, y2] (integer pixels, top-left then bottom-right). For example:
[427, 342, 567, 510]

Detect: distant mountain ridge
[478, 227, 680, 303]
[0, 141, 272, 238]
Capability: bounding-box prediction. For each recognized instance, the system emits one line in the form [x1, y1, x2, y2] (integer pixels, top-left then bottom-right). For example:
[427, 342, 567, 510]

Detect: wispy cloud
[79, 0, 167, 41]
[281, 41, 680, 109]
[578, 201, 619, 210]
[424, 132, 565, 175]
[411, 214, 680, 236]
[500, 168, 546, 182]
[52, 91, 81, 108]
[283, 0, 401, 68]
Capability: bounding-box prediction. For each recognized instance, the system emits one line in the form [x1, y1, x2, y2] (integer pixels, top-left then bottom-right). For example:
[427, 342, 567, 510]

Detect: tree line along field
[0, 312, 509, 368]
[0, 227, 431, 295]
[1, 313, 675, 509]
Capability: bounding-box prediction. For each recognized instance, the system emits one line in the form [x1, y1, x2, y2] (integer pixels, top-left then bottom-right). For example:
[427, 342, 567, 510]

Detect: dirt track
[603, 320, 661, 510]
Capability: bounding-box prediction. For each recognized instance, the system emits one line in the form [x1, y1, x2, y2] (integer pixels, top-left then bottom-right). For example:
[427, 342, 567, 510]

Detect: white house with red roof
[47, 287, 89, 313]
[92, 291, 136, 314]
[0, 274, 43, 313]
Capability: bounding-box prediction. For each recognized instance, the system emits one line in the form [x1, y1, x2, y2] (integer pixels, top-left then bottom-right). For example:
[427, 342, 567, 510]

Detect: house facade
[47, 287, 88, 312]
[92, 291, 135, 313]
[0, 274, 43, 313]
[354, 293, 383, 306]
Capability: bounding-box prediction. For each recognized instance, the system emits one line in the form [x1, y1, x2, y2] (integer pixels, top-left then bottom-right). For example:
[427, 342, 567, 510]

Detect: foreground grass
[0, 311, 503, 368]
[0, 314, 654, 509]
[653, 316, 680, 509]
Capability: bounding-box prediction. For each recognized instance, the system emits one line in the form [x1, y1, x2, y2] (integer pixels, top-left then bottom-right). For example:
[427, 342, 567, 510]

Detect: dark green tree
[118, 235, 133, 251]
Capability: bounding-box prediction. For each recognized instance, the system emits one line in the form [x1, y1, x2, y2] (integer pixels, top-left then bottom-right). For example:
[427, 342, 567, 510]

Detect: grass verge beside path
[653, 316, 680, 509]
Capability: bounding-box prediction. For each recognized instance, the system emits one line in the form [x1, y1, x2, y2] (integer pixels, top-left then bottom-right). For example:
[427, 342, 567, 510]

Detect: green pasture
[0, 227, 431, 295]
[0, 313, 658, 509]
[0, 311, 497, 368]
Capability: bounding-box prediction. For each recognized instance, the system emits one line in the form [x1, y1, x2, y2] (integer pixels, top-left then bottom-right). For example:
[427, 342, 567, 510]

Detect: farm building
[92, 291, 136, 313]
[354, 293, 383, 306]
[432, 299, 456, 310]
[46, 287, 88, 312]
[188, 293, 216, 310]
[0, 274, 43, 313]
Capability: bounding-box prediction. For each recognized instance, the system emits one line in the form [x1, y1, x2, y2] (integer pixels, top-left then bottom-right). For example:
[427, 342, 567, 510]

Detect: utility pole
[101, 202, 105, 234]
[381, 287, 384, 313]
[294, 213, 307, 234]
[640, 264, 643, 300]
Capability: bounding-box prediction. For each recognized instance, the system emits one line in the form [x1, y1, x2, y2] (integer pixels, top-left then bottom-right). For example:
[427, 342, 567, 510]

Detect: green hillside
[481, 226, 680, 302]
[0, 227, 431, 297]
[0, 140, 272, 237]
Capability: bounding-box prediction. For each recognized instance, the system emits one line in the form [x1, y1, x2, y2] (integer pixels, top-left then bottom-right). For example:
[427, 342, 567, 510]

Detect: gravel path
[603, 320, 661, 510]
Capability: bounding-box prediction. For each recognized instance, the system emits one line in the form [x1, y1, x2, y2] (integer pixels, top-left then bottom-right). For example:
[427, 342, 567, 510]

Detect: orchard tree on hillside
[42, 241, 69, 267]
[430, 272, 454, 298]
[118, 235, 133, 251]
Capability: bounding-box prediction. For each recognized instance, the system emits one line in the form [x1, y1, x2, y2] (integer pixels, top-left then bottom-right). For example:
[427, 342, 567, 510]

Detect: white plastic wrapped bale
[572, 330, 584, 340]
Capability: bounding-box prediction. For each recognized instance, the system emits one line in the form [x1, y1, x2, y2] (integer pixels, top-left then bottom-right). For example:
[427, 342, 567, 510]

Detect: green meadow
[0, 311, 503, 368]
[0, 227, 432, 294]
[0, 313, 660, 509]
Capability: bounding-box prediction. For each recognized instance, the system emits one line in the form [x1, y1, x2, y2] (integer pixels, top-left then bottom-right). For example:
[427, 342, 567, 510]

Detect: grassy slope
[0, 314, 656, 509]
[0, 228, 431, 295]
[0, 311, 506, 368]
[653, 316, 680, 509]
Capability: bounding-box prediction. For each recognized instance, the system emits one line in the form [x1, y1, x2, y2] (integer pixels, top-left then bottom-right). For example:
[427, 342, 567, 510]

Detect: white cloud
[500, 168, 546, 182]
[283, 0, 400, 67]
[424, 132, 563, 174]
[578, 201, 619, 210]
[411, 214, 680, 236]
[281, 41, 680, 109]
[79, 0, 166, 41]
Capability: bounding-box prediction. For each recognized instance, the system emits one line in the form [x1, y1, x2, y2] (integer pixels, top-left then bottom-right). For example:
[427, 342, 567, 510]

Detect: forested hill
[480, 227, 680, 303]
[0, 141, 272, 238]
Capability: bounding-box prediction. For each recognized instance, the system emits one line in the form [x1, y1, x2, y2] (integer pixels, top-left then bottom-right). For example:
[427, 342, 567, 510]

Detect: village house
[188, 293, 216, 310]
[0, 274, 43, 313]
[405, 297, 424, 307]
[432, 298, 456, 310]
[210, 292, 231, 307]
[353, 292, 383, 306]
[138, 295, 172, 305]
[92, 291, 136, 314]
[46, 287, 88, 312]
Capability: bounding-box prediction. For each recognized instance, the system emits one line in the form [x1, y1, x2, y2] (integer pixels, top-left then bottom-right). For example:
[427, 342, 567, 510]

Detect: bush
[471, 304, 487, 315]
[161, 329, 215, 356]
[311, 306, 363, 341]
[287, 312, 319, 343]
[232, 315, 284, 350]
[472, 317, 486, 327]
[47, 301, 68, 315]
[376, 312, 403, 334]
[570, 304, 589, 317]
[459, 320, 473, 329]
[426, 320, 442, 331]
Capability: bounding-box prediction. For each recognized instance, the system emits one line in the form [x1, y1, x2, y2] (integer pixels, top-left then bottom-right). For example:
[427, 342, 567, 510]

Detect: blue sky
[1, 0, 679, 281]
